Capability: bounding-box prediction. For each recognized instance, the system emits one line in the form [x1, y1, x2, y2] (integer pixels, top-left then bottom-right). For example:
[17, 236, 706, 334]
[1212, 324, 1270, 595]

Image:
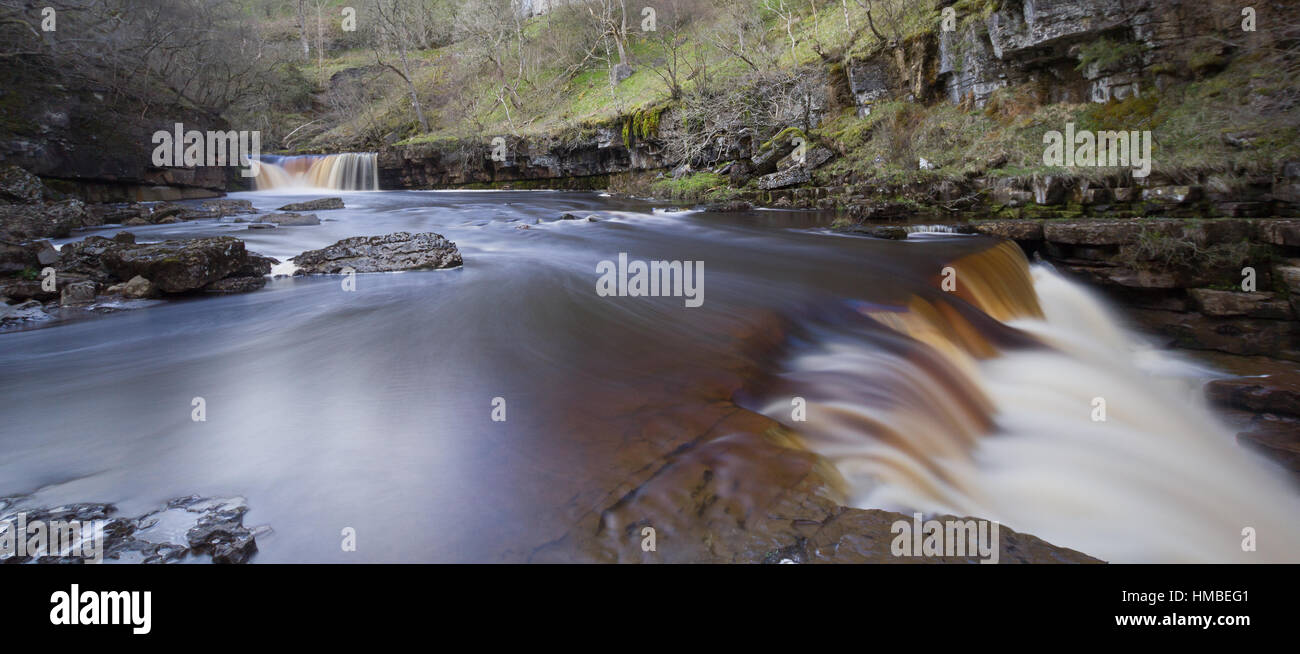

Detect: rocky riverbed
[1, 166, 464, 330]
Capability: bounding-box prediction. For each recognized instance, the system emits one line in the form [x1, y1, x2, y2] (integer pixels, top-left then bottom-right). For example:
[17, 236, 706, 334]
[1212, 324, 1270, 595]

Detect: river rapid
[2, 188, 1297, 563]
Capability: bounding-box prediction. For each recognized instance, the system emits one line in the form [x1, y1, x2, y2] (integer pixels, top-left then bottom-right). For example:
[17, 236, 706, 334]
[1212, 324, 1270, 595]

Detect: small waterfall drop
[754, 242, 1300, 563]
[254, 153, 379, 190]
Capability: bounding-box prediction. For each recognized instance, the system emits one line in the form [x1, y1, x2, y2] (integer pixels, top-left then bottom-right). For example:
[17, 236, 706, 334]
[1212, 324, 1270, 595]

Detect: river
[2, 188, 1297, 563]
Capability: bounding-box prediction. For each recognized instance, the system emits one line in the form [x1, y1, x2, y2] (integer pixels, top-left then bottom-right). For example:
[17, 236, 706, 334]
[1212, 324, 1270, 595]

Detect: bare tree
[372, 0, 430, 132]
[296, 0, 311, 61]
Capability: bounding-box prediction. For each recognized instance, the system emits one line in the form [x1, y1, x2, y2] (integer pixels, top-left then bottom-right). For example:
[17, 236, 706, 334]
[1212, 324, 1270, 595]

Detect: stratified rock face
[277, 197, 344, 212]
[100, 236, 248, 293]
[291, 232, 463, 274]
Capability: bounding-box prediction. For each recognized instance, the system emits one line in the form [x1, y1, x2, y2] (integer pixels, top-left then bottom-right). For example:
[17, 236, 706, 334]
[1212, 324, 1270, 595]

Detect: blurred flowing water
[1, 189, 1296, 562]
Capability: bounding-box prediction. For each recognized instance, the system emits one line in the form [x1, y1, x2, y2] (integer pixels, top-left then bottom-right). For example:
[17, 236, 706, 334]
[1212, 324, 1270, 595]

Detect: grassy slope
[250, 0, 1298, 196]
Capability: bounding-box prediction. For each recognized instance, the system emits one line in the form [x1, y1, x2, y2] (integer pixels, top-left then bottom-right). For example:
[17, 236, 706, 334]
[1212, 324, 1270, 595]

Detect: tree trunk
[296, 0, 310, 61]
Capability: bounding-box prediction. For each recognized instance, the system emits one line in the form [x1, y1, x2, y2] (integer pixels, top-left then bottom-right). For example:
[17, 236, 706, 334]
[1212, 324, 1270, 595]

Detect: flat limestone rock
[291, 231, 462, 274]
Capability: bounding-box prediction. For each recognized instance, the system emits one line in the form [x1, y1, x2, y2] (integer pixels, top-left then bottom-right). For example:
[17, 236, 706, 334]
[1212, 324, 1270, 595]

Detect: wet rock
[1, 494, 263, 564]
[123, 217, 148, 226]
[1206, 368, 1300, 417]
[204, 276, 267, 294]
[200, 198, 256, 217]
[112, 231, 136, 244]
[835, 223, 908, 240]
[231, 253, 278, 278]
[59, 281, 97, 306]
[148, 203, 188, 222]
[1236, 415, 1300, 474]
[247, 223, 275, 229]
[277, 197, 344, 212]
[1131, 308, 1299, 357]
[0, 299, 52, 327]
[260, 212, 319, 226]
[85, 203, 148, 226]
[291, 231, 462, 274]
[101, 236, 248, 293]
[703, 200, 753, 212]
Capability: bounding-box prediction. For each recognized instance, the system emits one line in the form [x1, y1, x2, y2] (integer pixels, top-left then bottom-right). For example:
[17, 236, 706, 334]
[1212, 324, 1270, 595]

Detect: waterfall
[254, 153, 379, 191]
[752, 242, 1300, 563]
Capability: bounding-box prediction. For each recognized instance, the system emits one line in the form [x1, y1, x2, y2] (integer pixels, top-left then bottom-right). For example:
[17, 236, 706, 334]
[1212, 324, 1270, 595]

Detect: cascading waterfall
[755, 242, 1300, 563]
[254, 152, 379, 190]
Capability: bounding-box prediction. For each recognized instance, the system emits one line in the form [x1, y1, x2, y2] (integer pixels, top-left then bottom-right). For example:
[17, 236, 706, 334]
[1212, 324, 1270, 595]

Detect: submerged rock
[278, 197, 344, 212]
[259, 212, 319, 226]
[291, 231, 462, 274]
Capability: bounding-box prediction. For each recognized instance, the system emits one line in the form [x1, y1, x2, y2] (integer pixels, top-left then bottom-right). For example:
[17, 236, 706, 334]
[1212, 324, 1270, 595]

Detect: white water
[255, 152, 379, 191]
[764, 266, 1300, 563]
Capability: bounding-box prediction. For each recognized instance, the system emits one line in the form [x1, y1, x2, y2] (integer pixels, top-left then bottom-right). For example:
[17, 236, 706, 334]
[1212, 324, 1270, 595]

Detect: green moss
[621, 103, 670, 148]
[650, 172, 738, 202]
[760, 127, 809, 151]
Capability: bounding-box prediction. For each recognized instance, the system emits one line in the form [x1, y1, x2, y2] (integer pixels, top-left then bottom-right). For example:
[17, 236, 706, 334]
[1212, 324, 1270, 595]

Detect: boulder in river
[259, 212, 320, 226]
[291, 231, 462, 274]
[100, 236, 249, 293]
[112, 275, 160, 299]
[200, 198, 257, 217]
[59, 280, 97, 306]
[278, 197, 344, 212]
